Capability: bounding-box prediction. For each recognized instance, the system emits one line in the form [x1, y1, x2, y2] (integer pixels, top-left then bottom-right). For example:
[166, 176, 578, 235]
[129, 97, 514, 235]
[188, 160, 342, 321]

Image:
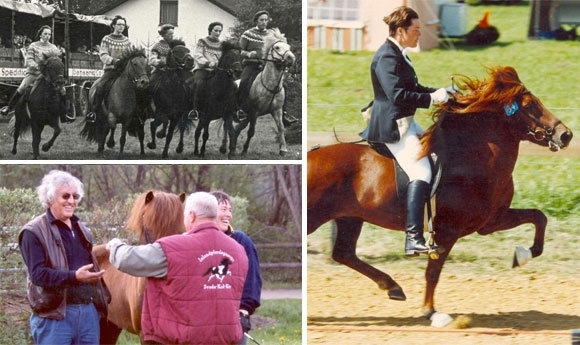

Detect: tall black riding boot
[0, 90, 22, 116]
[404, 180, 436, 257]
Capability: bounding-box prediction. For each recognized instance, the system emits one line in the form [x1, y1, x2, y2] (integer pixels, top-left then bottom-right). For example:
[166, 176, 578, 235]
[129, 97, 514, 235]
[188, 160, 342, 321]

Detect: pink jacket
[141, 222, 248, 344]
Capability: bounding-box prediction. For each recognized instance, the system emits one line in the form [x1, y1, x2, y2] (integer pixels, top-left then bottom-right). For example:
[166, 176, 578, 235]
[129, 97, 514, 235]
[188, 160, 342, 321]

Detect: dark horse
[185, 40, 242, 158]
[307, 66, 573, 325]
[147, 41, 195, 158]
[233, 28, 295, 156]
[81, 46, 149, 158]
[10, 55, 66, 159]
[93, 190, 186, 344]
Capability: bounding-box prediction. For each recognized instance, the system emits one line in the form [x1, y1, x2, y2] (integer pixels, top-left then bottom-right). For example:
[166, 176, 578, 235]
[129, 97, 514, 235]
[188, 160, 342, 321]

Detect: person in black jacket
[18, 170, 107, 344]
[211, 190, 262, 345]
[359, 6, 448, 257]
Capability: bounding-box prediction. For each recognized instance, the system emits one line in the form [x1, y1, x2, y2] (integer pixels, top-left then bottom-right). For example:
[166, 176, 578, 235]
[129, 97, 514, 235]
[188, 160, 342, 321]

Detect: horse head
[118, 45, 150, 91]
[125, 190, 186, 244]
[219, 40, 242, 79]
[39, 54, 65, 90]
[168, 40, 194, 69]
[431, 66, 572, 153]
[263, 28, 295, 68]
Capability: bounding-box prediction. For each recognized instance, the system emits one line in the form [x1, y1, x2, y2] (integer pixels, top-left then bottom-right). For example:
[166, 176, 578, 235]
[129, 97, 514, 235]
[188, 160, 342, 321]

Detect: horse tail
[80, 116, 106, 143]
[9, 104, 32, 137]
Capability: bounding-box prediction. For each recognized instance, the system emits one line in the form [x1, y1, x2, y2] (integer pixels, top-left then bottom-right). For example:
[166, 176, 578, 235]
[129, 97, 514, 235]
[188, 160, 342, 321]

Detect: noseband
[504, 93, 563, 150]
[264, 40, 293, 69]
[125, 56, 148, 85]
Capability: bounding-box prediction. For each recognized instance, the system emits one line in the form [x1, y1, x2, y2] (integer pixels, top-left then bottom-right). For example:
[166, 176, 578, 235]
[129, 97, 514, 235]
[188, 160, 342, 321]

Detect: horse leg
[232, 118, 250, 157]
[175, 117, 185, 154]
[157, 119, 168, 138]
[147, 117, 160, 150]
[137, 123, 145, 156]
[30, 123, 43, 160]
[99, 317, 123, 345]
[118, 127, 127, 156]
[107, 127, 116, 149]
[271, 109, 288, 156]
[200, 124, 210, 157]
[241, 118, 257, 156]
[193, 124, 203, 156]
[11, 116, 20, 155]
[222, 118, 234, 156]
[477, 208, 547, 266]
[332, 217, 406, 301]
[41, 124, 61, 153]
[162, 120, 177, 158]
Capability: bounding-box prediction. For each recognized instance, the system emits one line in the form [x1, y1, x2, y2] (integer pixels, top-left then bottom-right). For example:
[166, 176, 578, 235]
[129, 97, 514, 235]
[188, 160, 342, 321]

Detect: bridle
[504, 92, 563, 150]
[258, 40, 293, 95]
[40, 56, 65, 90]
[124, 55, 149, 86]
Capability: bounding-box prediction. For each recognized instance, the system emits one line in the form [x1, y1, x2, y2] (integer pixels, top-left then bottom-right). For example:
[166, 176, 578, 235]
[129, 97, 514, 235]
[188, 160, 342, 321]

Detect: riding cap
[158, 24, 175, 36]
[253, 10, 270, 22]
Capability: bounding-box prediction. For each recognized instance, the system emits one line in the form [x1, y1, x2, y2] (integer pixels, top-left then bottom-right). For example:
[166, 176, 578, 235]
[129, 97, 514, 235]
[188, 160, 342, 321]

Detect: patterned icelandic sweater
[193, 37, 222, 70]
[239, 27, 276, 63]
[99, 33, 131, 70]
[149, 39, 171, 71]
[25, 41, 62, 74]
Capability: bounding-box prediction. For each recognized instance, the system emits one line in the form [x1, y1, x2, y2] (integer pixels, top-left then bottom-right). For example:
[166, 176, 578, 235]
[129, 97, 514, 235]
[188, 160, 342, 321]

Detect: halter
[124, 55, 148, 85]
[504, 92, 563, 151]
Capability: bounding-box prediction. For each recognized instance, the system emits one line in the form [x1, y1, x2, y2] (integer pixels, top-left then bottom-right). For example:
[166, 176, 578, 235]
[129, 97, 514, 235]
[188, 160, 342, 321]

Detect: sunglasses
[61, 193, 80, 201]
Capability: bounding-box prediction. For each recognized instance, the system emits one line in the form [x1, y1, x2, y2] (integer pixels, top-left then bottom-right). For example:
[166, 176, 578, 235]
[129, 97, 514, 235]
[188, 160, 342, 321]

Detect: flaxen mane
[261, 28, 287, 58]
[125, 190, 186, 241]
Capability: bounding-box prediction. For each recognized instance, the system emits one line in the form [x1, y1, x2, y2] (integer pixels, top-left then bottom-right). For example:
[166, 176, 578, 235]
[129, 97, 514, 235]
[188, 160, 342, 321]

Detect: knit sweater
[193, 36, 222, 70]
[149, 39, 171, 71]
[25, 41, 61, 74]
[239, 27, 276, 62]
[99, 33, 131, 70]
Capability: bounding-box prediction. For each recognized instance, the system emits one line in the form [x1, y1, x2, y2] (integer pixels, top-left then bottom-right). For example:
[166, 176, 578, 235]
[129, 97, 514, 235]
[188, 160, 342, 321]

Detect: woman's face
[50, 184, 79, 223]
[113, 20, 126, 35]
[215, 200, 233, 233]
[256, 14, 269, 30]
[162, 29, 174, 41]
[210, 25, 223, 40]
[39, 28, 51, 43]
[397, 18, 421, 49]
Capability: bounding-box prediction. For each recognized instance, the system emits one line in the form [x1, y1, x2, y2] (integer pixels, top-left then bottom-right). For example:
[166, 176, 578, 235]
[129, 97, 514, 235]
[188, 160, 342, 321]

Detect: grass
[115, 299, 302, 345]
[307, 1, 580, 134]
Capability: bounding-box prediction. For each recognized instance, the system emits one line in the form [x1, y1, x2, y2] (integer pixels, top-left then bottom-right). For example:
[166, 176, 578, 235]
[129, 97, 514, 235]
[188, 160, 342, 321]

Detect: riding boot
[405, 180, 442, 256]
[86, 85, 104, 123]
[0, 90, 22, 116]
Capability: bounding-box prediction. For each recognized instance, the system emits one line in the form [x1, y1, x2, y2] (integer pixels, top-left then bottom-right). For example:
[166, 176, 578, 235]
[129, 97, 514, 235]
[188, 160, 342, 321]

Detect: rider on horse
[237, 10, 279, 120]
[85, 15, 131, 123]
[149, 24, 176, 91]
[189, 22, 224, 121]
[0, 25, 68, 122]
[359, 7, 448, 257]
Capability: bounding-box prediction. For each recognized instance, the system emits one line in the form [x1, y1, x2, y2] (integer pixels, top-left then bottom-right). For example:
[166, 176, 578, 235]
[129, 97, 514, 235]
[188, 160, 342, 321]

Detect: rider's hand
[208, 62, 216, 68]
[430, 88, 449, 105]
[248, 51, 258, 59]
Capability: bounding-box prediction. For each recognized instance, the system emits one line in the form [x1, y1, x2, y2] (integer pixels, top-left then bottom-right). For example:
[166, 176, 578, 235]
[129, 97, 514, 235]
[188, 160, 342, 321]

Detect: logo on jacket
[202, 257, 232, 283]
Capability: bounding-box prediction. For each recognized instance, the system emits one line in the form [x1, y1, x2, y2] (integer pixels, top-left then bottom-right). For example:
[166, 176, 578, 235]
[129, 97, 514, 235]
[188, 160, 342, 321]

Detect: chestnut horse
[233, 28, 296, 156]
[93, 190, 185, 344]
[307, 66, 573, 325]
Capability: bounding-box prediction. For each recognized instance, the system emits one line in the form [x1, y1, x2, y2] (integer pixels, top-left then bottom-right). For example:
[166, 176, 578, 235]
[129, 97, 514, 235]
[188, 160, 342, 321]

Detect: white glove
[430, 88, 449, 105]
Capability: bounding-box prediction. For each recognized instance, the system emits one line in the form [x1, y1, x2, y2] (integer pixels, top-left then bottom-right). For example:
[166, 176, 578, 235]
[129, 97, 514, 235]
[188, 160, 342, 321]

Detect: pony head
[167, 39, 193, 69]
[125, 190, 186, 244]
[117, 45, 149, 90]
[422, 66, 573, 156]
[39, 54, 65, 90]
[262, 28, 295, 67]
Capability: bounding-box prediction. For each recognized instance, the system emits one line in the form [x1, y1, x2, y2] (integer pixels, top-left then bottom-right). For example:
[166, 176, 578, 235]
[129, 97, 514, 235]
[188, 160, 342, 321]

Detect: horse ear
[179, 193, 186, 203]
[145, 191, 155, 204]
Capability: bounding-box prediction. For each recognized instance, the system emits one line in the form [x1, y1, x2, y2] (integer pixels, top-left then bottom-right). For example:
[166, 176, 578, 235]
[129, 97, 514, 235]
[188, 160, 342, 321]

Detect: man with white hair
[107, 191, 248, 345]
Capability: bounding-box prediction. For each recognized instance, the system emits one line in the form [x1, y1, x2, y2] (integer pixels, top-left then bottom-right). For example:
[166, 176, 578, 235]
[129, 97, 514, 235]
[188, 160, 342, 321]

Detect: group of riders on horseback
[0, 10, 288, 129]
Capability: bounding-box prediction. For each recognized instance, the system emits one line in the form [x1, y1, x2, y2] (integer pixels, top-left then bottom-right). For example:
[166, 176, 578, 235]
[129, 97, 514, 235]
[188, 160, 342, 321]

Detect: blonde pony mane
[262, 27, 288, 57]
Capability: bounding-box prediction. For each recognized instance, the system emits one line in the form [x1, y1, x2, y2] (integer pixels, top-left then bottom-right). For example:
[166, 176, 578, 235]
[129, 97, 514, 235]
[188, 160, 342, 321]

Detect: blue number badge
[504, 102, 519, 117]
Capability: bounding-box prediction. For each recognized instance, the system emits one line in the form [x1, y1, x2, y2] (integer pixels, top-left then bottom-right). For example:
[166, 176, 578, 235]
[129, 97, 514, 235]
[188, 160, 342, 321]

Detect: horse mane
[170, 39, 186, 49]
[117, 45, 147, 68]
[420, 66, 528, 157]
[221, 39, 239, 51]
[125, 190, 186, 241]
[262, 27, 287, 57]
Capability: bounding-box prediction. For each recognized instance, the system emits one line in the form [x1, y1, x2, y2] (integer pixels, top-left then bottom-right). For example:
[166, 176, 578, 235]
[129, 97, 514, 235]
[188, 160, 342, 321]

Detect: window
[160, 0, 178, 26]
[308, 0, 360, 21]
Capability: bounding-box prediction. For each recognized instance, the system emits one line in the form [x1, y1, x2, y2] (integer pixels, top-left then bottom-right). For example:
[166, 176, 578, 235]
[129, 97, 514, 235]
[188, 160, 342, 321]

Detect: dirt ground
[307, 256, 580, 345]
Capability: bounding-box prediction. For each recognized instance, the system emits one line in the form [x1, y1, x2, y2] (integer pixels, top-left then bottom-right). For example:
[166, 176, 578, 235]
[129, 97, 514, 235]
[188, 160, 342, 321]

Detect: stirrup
[0, 106, 10, 116]
[236, 109, 247, 121]
[86, 112, 96, 123]
[65, 113, 76, 122]
[188, 109, 199, 121]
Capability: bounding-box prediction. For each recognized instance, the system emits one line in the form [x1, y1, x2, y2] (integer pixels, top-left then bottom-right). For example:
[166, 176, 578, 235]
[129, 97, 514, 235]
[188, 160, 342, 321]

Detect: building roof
[90, 0, 237, 16]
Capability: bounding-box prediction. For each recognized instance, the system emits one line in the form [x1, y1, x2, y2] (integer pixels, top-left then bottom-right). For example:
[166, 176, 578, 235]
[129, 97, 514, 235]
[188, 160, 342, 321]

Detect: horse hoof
[147, 143, 156, 150]
[107, 142, 115, 149]
[512, 246, 532, 268]
[219, 147, 226, 154]
[156, 132, 166, 139]
[388, 286, 406, 301]
[176, 145, 183, 154]
[279, 150, 288, 156]
[42, 144, 50, 152]
[430, 312, 453, 328]
[11, 149, 16, 155]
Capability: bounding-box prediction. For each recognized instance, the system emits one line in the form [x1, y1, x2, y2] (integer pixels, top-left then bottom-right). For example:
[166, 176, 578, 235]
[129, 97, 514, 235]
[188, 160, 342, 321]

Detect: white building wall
[101, 0, 237, 53]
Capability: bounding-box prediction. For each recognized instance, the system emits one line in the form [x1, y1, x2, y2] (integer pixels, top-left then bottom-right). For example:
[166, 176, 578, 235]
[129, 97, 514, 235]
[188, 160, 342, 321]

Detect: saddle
[368, 142, 442, 202]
